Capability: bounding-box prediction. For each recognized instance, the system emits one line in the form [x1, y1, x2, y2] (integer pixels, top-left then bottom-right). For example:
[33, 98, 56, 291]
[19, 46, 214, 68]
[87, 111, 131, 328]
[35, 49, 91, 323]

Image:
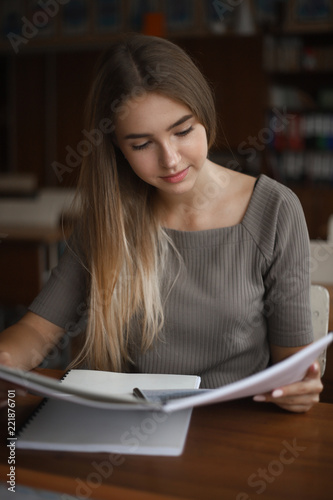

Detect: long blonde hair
[70, 34, 217, 371]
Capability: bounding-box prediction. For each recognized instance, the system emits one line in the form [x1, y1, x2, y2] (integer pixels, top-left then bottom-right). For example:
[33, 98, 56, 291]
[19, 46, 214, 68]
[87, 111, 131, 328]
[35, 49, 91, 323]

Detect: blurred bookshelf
[0, 0, 332, 238]
[0, 0, 245, 52]
[262, 29, 333, 238]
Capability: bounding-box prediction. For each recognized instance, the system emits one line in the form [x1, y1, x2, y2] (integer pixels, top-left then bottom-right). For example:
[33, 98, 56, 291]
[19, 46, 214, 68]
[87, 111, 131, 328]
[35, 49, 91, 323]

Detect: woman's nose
[159, 142, 181, 169]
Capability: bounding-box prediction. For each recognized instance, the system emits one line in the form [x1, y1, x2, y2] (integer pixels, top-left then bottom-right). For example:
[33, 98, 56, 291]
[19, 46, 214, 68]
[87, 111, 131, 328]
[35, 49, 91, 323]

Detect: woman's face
[114, 92, 209, 199]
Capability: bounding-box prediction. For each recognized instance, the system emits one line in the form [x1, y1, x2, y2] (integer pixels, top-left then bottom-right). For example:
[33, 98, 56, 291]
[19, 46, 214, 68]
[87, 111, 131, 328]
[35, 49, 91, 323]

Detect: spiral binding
[15, 369, 72, 439]
[15, 398, 48, 438]
[60, 370, 70, 383]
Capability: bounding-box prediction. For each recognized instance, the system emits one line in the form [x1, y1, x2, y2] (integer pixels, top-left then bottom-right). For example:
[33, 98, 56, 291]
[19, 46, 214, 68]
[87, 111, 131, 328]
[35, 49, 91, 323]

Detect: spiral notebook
[2, 333, 332, 413]
[13, 334, 333, 455]
[15, 371, 201, 456]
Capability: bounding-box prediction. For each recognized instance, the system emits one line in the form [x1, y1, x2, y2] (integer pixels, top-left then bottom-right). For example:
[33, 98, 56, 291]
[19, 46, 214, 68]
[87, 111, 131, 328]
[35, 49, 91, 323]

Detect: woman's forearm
[0, 312, 65, 370]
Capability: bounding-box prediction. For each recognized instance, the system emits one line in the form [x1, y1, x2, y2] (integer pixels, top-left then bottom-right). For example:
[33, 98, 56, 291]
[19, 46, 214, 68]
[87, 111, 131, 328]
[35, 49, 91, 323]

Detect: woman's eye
[131, 126, 193, 151]
[132, 142, 150, 151]
[176, 126, 193, 137]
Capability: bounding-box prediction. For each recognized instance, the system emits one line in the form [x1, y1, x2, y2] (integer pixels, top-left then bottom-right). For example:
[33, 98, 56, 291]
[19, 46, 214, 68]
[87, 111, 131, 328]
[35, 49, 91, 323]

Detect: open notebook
[15, 372, 201, 456]
[1, 333, 332, 413]
[1, 334, 332, 455]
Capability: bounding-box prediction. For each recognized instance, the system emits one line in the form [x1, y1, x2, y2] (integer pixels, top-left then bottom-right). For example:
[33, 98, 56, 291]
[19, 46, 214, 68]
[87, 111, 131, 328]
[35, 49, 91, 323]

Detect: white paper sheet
[161, 333, 333, 412]
[0, 333, 331, 413]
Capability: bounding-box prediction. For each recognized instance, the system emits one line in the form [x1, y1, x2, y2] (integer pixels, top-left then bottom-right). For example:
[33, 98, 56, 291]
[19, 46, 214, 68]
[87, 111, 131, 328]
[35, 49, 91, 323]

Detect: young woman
[0, 34, 322, 412]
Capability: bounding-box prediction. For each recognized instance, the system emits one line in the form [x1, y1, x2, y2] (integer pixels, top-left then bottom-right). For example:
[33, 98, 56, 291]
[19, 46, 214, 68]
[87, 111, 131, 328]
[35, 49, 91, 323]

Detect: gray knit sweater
[29, 175, 313, 388]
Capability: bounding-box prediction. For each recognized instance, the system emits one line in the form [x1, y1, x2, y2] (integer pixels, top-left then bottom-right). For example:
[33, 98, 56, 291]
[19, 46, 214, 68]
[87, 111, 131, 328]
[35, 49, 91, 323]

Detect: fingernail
[253, 395, 266, 402]
[272, 389, 283, 398]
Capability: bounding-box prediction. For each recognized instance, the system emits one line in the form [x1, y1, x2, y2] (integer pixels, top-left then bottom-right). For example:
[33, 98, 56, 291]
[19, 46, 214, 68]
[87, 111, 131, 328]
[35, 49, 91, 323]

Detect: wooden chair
[310, 285, 330, 376]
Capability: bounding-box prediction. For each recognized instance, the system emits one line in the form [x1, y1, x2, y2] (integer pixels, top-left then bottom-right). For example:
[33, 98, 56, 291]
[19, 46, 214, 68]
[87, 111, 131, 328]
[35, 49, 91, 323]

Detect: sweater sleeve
[263, 187, 313, 347]
[29, 245, 88, 331]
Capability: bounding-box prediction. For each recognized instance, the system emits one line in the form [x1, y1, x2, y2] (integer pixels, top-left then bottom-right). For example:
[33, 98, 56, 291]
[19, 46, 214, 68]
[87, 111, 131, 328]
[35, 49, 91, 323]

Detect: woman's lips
[160, 167, 189, 183]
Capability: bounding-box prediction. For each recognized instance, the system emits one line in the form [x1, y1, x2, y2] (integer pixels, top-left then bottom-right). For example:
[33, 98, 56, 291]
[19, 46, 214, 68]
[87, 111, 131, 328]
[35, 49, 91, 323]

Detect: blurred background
[0, 0, 332, 365]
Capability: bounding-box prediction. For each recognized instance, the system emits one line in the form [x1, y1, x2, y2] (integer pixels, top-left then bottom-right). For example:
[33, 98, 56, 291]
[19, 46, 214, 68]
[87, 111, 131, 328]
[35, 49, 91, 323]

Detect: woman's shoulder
[247, 173, 303, 214]
[241, 173, 306, 259]
[222, 169, 299, 226]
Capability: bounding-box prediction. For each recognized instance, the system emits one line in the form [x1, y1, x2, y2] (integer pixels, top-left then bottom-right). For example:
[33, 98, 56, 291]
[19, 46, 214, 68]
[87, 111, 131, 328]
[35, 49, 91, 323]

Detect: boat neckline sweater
[29, 174, 313, 387]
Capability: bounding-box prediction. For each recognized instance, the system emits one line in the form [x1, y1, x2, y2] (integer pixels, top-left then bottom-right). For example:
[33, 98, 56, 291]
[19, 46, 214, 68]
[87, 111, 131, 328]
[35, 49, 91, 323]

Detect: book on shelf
[263, 36, 333, 73]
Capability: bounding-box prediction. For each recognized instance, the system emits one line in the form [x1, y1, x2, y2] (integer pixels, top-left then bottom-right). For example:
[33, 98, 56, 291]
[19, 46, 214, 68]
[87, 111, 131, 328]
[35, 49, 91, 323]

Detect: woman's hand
[0, 351, 26, 408]
[253, 362, 323, 413]
[0, 351, 13, 367]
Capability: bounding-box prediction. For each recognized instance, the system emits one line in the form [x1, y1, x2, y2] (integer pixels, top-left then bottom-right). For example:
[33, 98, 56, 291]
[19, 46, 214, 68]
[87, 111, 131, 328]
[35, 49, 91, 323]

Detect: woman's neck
[154, 162, 229, 231]
[155, 165, 256, 232]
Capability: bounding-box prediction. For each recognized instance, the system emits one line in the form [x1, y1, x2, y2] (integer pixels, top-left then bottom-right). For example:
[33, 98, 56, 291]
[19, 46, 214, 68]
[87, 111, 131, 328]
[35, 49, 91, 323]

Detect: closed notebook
[16, 371, 201, 456]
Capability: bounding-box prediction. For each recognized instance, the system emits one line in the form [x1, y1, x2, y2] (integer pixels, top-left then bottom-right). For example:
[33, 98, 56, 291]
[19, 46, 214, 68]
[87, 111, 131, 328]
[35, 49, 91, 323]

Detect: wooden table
[1, 373, 333, 500]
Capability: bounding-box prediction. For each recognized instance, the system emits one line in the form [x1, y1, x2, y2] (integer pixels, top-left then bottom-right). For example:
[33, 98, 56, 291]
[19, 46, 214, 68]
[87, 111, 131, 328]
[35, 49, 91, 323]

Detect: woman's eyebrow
[124, 114, 193, 140]
[166, 114, 193, 131]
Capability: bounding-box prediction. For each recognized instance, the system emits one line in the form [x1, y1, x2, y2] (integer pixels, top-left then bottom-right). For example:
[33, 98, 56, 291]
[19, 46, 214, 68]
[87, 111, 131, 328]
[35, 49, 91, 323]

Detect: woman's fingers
[253, 362, 323, 413]
[0, 352, 27, 407]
